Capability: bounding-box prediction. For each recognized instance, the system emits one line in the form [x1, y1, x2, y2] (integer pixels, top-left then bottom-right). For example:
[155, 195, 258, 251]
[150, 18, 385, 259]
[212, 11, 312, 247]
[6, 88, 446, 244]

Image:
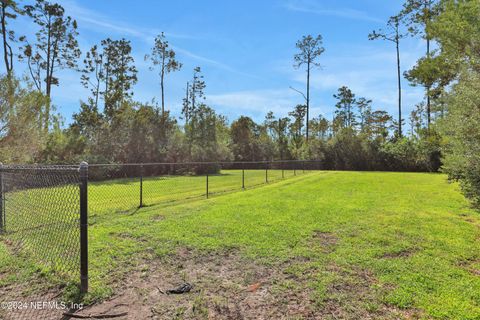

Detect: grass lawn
[1, 171, 480, 319]
[89, 169, 302, 216]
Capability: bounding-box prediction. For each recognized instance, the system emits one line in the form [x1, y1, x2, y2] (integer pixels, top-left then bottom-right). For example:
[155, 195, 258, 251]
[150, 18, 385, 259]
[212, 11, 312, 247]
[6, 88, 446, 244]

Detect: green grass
[1, 171, 480, 319]
[89, 169, 301, 216]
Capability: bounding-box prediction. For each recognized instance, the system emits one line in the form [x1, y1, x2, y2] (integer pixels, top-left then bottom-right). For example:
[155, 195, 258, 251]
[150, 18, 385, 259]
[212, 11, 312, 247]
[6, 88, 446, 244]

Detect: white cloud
[57, 0, 254, 78]
[283, 0, 383, 23]
[208, 89, 332, 121]
[209, 89, 296, 116]
[59, 0, 193, 41]
[286, 42, 426, 116]
[171, 46, 261, 79]
[205, 40, 427, 123]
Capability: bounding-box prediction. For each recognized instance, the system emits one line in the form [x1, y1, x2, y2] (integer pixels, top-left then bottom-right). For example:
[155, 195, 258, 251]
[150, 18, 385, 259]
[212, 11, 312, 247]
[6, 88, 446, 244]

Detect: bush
[441, 72, 480, 207]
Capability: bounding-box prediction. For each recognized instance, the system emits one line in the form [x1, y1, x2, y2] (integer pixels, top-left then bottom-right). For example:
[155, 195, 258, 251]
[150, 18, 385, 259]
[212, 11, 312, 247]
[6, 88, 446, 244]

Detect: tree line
[0, 0, 479, 205]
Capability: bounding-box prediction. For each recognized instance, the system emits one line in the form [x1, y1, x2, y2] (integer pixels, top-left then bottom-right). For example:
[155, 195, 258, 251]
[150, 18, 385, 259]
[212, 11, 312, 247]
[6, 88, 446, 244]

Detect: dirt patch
[471, 269, 480, 276]
[318, 264, 422, 320]
[151, 214, 165, 221]
[62, 248, 420, 320]
[112, 232, 148, 243]
[2, 247, 421, 320]
[458, 257, 477, 267]
[312, 231, 338, 253]
[68, 249, 319, 319]
[381, 248, 417, 259]
[0, 276, 68, 320]
[461, 216, 480, 228]
[458, 257, 480, 277]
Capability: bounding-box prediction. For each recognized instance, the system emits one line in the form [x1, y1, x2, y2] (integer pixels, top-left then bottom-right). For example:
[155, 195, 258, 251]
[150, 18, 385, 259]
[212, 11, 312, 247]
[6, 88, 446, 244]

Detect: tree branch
[289, 86, 307, 102]
[27, 55, 42, 92]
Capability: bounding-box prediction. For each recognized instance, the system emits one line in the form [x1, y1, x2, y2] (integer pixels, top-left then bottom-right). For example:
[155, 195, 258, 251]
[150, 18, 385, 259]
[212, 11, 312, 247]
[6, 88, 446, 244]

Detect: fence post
[242, 164, 245, 190]
[303, 160, 305, 173]
[282, 162, 285, 179]
[139, 164, 144, 208]
[0, 163, 3, 234]
[206, 172, 209, 199]
[265, 162, 268, 183]
[79, 161, 89, 294]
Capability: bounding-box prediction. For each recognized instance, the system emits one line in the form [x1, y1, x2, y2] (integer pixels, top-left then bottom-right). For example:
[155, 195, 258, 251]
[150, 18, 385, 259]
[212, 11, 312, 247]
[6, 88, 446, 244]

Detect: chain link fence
[87, 160, 318, 216]
[0, 160, 319, 319]
[0, 165, 82, 275]
[0, 164, 88, 319]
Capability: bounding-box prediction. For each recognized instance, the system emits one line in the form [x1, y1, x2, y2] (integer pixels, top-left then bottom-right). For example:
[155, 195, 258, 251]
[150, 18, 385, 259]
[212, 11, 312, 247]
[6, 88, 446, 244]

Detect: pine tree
[293, 34, 325, 142]
[20, 0, 81, 131]
[369, 15, 406, 137]
[145, 32, 182, 115]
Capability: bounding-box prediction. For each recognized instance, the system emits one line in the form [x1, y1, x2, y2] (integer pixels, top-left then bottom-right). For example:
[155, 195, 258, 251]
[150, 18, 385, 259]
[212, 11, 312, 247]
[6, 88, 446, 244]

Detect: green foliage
[441, 72, 480, 207]
[265, 112, 291, 160]
[413, 0, 480, 207]
[334, 86, 357, 129]
[40, 98, 182, 165]
[80, 45, 104, 109]
[0, 0, 22, 74]
[27, 80, 440, 173]
[326, 128, 369, 170]
[188, 104, 232, 165]
[288, 104, 307, 157]
[101, 38, 137, 116]
[381, 130, 441, 172]
[21, 0, 81, 90]
[293, 34, 325, 70]
[230, 116, 259, 161]
[429, 0, 480, 70]
[145, 32, 182, 114]
[0, 75, 48, 163]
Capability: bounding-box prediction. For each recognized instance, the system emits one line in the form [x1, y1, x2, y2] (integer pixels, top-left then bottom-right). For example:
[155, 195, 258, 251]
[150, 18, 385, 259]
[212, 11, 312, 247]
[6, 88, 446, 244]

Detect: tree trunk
[1, 2, 14, 125]
[104, 55, 110, 112]
[396, 36, 402, 137]
[94, 62, 101, 109]
[426, 38, 431, 128]
[192, 83, 196, 112]
[44, 16, 53, 133]
[425, 0, 432, 129]
[306, 60, 310, 143]
[95, 80, 100, 110]
[1, 3, 11, 74]
[185, 82, 189, 125]
[161, 54, 165, 116]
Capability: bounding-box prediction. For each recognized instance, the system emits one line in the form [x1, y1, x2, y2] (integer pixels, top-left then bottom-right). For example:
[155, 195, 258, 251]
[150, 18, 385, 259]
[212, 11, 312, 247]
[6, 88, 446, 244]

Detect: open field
[1, 171, 480, 319]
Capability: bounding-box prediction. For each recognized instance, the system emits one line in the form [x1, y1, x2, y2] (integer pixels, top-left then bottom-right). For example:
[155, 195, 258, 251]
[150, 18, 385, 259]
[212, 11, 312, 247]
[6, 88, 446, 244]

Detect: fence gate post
[79, 162, 89, 294]
[139, 164, 144, 208]
[0, 163, 3, 233]
[206, 172, 209, 199]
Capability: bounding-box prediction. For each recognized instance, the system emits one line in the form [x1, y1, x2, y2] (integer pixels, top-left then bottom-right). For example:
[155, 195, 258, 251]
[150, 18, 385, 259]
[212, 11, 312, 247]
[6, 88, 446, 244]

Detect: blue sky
[7, 0, 426, 125]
